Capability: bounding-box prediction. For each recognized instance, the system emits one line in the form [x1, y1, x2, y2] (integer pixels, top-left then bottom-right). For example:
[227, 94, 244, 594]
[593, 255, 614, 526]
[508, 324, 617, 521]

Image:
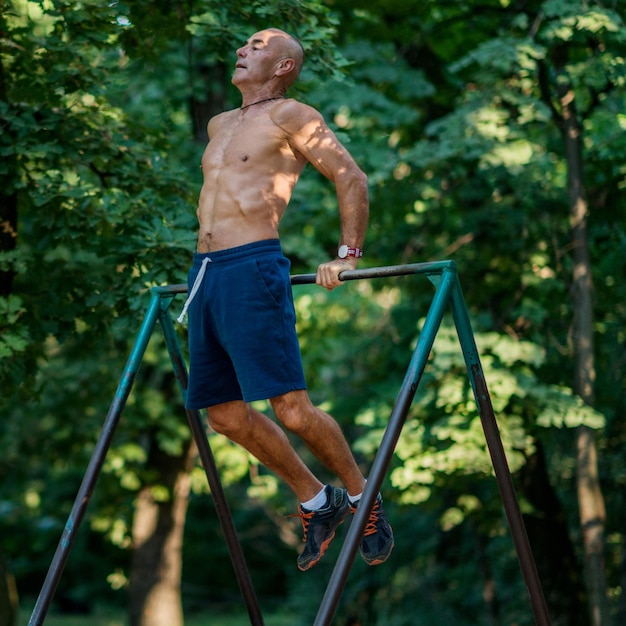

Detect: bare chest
[202, 115, 299, 171]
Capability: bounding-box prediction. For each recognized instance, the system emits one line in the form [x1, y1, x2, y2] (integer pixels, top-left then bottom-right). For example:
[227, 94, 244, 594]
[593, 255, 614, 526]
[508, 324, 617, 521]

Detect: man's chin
[231, 68, 246, 84]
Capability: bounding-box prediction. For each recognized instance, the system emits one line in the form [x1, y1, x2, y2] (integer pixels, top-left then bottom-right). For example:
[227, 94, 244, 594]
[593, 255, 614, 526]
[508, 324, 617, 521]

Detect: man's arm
[272, 100, 369, 290]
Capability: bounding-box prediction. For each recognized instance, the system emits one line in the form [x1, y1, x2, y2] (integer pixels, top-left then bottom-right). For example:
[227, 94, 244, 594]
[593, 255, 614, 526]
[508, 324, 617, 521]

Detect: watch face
[338, 244, 348, 258]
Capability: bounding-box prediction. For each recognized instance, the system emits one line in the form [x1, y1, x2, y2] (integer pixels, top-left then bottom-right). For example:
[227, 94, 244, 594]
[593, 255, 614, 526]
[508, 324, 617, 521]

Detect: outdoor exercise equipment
[28, 260, 552, 626]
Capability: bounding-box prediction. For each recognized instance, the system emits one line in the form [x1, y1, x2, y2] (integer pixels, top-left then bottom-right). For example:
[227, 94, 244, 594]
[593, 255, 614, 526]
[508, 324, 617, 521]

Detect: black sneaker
[296, 485, 349, 571]
[349, 493, 394, 565]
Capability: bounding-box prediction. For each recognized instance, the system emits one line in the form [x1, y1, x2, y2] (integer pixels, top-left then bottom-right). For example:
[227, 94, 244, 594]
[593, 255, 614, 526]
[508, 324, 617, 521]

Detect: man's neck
[238, 82, 285, 109]
[240, 96, 284, 110]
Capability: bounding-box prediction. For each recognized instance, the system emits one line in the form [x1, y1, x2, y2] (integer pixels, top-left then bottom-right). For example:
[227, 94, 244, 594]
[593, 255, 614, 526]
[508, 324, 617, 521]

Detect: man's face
[232, 29, 287, 87]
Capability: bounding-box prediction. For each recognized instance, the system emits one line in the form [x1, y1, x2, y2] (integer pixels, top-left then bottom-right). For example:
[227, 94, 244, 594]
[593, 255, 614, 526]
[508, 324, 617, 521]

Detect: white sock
[348, 491, 362, 506]
[348, 479, 366, 505]
[301, 485, 328, 511]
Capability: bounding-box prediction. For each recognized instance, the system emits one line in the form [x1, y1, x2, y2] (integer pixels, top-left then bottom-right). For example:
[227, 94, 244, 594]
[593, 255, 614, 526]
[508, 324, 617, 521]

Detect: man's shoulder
[271, 98, 324, 133]
[208, 109, 238, 135]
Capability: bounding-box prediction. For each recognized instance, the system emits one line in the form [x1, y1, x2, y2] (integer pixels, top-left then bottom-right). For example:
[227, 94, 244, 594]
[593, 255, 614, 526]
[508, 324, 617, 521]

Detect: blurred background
[1, 1, 625, 625]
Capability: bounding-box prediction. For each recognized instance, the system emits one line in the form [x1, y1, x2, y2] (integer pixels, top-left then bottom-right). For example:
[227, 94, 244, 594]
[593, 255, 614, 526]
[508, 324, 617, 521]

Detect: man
[178, 27, 393, 571]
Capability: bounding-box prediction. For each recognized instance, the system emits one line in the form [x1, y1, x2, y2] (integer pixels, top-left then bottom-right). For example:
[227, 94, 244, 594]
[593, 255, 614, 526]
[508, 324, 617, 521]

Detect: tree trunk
[0, 553, 18, 626]
[189, 62, 228, 145]
[473, 526, 500, 626]
[129, 438, 196, 626]
[0, 176, 17, 296]
[558, 78, 610, 626]
[518, 442, 589, 625]
[0, 13, 18, 298]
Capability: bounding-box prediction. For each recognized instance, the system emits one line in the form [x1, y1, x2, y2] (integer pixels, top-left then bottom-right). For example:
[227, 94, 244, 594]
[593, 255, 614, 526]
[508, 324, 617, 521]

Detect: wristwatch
[337, 244, 363, 259]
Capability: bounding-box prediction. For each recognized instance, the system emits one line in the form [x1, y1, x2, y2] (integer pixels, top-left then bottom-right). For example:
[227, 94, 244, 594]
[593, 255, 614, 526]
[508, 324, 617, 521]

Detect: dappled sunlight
[480, 139, 535, 171]
[5, 1, 625, 624]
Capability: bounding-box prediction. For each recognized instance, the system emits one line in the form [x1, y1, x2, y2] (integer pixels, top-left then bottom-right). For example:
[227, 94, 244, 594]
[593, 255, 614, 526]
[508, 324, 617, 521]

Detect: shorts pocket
[253, 256, 290, 308]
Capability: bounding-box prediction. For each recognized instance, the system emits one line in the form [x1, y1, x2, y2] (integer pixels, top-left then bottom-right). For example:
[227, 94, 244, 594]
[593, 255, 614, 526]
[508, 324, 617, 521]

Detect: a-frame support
[29, 261, 552, 626]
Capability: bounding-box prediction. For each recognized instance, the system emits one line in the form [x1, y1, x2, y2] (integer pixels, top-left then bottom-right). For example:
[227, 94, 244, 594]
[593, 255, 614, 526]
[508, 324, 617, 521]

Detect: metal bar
[290, 261, 456, 286]
[29, 259, 551, 626]
[151, 260, 458, 296]
[28, 293, 162, 626]
[314, 267, 458, 626]
[156, 298, 265, 626]
[449, 277, 552, 626]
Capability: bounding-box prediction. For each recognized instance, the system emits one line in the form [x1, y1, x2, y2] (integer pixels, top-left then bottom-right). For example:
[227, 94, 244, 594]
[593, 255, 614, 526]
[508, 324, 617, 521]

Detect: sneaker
[296, 485, 350, 571]
[350, 493, 394, 565]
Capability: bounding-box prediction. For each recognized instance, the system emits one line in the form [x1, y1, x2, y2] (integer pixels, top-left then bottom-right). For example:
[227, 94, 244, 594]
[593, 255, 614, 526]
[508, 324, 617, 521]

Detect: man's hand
[315, 258, 356, 291]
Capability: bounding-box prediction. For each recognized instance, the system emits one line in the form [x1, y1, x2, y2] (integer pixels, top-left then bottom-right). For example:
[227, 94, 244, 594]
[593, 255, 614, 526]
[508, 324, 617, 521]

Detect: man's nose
[236, 46, 246, 58]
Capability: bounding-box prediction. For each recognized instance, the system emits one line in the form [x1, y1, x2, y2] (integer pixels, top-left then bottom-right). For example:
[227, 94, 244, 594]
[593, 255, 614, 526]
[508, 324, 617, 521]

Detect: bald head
[233, 28, 305, 93]
[266, 28, 304, 81]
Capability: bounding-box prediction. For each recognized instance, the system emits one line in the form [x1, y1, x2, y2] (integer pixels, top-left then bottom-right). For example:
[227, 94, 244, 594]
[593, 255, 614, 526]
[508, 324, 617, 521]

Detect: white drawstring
[177, 257, 211, 323]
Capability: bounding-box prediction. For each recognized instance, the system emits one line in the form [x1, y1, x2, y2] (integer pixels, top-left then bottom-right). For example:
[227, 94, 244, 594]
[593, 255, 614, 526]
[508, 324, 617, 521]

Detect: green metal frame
[29, 261, 551, 626]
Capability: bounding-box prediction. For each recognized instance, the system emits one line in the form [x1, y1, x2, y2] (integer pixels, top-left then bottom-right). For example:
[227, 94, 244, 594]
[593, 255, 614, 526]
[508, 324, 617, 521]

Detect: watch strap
[338, 244, 363, 259]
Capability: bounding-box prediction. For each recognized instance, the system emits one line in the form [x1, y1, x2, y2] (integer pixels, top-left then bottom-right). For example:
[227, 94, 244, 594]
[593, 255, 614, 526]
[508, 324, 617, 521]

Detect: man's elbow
[334, 163, 369, 209]
[342, 166, 368, 195]
[354, 166, 368, 189]
[355, 168, 369, 209]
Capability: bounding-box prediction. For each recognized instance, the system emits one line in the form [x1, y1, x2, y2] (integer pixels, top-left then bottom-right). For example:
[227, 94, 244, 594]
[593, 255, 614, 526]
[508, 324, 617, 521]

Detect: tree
[326, 0, 625, 623]
[532, 3, 621, 622]
[0, 2, 350, 624]
[2, 1, 625, 624]
[0, 554, 18, 626]
[1, 2, 196, 623]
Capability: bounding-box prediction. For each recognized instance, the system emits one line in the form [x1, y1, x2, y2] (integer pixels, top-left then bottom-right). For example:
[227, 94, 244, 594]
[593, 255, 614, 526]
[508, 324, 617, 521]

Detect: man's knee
[207, 401, 248, 438]
[271, 390, 315, 433]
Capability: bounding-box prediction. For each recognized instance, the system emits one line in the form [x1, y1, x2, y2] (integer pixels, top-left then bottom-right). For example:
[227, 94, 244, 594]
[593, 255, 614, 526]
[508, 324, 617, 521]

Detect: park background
[1, 0, 625, 624]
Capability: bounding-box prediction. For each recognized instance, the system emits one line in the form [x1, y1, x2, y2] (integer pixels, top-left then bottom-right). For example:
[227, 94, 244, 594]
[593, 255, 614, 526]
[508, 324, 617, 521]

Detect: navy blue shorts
[184, 239, 307, 409]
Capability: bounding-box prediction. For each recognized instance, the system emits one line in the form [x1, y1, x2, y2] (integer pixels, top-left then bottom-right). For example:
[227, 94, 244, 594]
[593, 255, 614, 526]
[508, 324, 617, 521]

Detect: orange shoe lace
[291, 508, 315, 542]
[363, 500, 380, 537]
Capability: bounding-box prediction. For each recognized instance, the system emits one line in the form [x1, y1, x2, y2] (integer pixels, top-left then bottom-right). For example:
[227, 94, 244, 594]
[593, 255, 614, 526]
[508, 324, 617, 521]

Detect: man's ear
[275, 58, 295, 77]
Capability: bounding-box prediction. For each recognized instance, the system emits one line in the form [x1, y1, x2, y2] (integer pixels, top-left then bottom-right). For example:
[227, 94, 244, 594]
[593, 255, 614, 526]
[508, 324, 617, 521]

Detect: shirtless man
[178, 28, 393, 571]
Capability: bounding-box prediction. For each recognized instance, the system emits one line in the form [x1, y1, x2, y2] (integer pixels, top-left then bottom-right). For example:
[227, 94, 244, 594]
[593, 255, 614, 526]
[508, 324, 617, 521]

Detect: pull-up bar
[29, 261, 551, 626]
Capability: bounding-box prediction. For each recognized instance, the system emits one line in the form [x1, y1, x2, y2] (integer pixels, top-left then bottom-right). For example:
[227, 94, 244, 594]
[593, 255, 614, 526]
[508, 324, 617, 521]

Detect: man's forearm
[335, 168, 369, 251]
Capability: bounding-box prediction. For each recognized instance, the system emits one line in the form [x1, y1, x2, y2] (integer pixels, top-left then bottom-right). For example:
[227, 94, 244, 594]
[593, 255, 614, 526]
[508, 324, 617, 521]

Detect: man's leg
[270, 389, 365, 497]
[271, 390, 394, 567]
[207, 398, 349, 570]
[206, 399, 323, 502]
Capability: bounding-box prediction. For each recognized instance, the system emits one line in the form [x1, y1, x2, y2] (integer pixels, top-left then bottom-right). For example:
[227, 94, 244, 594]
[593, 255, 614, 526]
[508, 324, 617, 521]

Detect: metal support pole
[29, 260, 551, 626]
[314, 266, 458, 626]
[29, 293, 162, 626]
[450, 277, 552, 626]
[157, 297, 265, 626]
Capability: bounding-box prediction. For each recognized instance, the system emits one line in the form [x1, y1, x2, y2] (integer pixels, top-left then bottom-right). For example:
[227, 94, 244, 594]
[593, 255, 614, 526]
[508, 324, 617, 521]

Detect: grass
[19, 607, 296, 626]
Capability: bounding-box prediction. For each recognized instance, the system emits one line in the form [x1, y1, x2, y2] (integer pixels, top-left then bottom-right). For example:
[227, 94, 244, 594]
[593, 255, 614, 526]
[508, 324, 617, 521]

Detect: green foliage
[2, 0, 626, 624]
[187, 0, 349, 86]
[0, 295, 28, 358]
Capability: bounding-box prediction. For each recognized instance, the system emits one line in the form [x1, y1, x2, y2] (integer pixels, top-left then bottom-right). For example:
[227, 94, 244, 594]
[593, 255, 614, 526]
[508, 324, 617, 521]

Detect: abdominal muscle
[195, 187, 284, 253]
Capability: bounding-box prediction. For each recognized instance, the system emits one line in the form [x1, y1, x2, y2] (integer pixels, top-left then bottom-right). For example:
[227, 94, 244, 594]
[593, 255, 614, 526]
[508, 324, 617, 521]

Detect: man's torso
[196, 100, 307, 253]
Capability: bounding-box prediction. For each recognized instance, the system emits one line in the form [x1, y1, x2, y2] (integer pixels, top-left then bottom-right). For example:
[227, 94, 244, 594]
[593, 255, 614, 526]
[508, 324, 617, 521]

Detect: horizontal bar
[290, 260, 456, 285]
[152, 284, 188, 296]
[151, 261, 457, 298]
